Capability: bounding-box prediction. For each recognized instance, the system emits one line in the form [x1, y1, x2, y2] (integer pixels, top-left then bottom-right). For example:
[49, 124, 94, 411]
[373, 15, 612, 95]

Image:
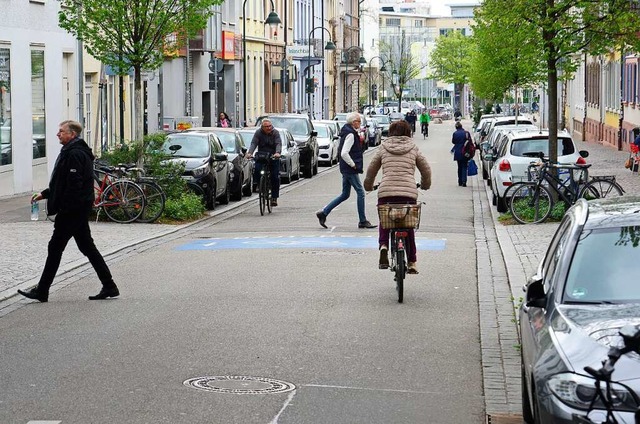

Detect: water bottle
[30, 194, 39, 221]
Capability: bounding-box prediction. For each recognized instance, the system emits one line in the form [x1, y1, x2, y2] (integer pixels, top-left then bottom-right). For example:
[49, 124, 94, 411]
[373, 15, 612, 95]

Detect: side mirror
[525, 277, 546, 308]
[484, 153, 494, 161]
[241, 147, 247, 155]
[579, 150, 589, 158]
[213, 152, 228, 162]
[311, 130, 318, 137]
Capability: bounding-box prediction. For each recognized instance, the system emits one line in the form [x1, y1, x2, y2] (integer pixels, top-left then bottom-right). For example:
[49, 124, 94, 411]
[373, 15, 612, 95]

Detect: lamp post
[306, 27, 336, 119]
[367, 56, 387, 107]
[342, 46, 366, 113]
[242, 0, 281, 126]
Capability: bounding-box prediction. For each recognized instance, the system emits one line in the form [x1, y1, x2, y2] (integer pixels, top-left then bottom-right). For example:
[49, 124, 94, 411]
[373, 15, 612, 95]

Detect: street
[0, 121, 487, 423]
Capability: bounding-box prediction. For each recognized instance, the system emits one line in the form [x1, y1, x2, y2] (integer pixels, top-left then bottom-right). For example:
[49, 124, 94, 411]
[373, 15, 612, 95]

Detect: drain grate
[486, 414, 524, 424]
[183, 375, 295, 394]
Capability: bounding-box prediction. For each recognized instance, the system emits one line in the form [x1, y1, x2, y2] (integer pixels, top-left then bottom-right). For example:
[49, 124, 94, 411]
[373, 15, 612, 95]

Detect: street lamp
[342, 46, 366, 113]
[242, 0, 281, 126]
[367, 56, 387, 108]
[306, 26, 336, 119]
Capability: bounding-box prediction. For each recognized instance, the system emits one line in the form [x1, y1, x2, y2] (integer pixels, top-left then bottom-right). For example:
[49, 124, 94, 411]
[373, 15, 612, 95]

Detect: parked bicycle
[93, 163, 146, 223]
[377, 198, 422, 303]
[572, 324, 640, 424]
[508, 155, 624, 224]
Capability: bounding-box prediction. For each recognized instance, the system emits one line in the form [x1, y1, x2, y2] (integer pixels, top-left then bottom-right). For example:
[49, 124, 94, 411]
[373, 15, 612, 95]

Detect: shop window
[31, 49, 46, 159]
[0, 47, 11, 166]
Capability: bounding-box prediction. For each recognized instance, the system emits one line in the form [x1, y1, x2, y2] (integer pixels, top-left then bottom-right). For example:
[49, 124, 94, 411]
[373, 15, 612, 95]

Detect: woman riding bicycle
[246, 119, 282, 207]
[364, 120, 431, 274]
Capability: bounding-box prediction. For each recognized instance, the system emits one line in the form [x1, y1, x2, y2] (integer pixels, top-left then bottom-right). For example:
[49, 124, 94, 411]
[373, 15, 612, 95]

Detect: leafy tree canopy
[429, 31, 473, 85]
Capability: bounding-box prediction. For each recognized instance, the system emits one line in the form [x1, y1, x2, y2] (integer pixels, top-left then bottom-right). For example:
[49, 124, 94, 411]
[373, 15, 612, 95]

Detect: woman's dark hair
[388, 120, 412, 137]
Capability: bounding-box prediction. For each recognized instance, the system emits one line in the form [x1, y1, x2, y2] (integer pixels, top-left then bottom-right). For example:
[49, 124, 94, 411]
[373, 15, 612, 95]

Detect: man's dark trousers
[37, 210, 113, 292]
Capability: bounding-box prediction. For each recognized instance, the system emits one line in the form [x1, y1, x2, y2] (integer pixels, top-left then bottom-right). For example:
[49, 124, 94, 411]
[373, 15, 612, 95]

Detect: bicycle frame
[532, 162, 587, 206]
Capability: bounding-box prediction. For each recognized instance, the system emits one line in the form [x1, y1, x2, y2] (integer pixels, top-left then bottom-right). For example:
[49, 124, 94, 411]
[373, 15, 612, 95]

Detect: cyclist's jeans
[378, 196, 417, 263]
[322, 173, 367, 223]
[254, 158, 281, 199]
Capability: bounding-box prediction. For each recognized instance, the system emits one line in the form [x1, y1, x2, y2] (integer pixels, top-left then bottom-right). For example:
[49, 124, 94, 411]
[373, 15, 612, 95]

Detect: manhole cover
[183, 376, 295, 394]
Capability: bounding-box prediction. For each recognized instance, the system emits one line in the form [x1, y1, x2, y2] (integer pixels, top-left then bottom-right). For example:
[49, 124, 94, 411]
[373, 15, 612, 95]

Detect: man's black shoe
[358, 220, 377, 229]
[316, 211, 327, 228]
[88, 286, 120, 300]
[17, 288, 48, 303]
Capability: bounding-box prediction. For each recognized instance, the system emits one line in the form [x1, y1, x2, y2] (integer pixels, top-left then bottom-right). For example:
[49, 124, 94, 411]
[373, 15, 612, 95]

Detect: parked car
[313, 122, 338, 166]
[473, 114, 498, 145]
[313, 119, 340, 138]
[480, 124, 537, 181]
[366, 118, 382, 147]
[520, 196, 640, 424]
[489, 129, 587, 212]
[256, 114, 318, 178]
[163, 130, 230, 210]
[191, 127, 253, 200]
[371, 114, 391, 137]
[388, 112, 404, 123]
[237, 127, 301, 183]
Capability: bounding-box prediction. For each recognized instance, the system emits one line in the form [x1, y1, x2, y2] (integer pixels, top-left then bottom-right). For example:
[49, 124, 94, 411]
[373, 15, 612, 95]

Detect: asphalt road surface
[0, 120, 484, 423]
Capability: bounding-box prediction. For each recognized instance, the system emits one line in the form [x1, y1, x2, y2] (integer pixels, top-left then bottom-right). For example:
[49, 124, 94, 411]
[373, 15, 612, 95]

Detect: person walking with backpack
[451, 121, 474, 187]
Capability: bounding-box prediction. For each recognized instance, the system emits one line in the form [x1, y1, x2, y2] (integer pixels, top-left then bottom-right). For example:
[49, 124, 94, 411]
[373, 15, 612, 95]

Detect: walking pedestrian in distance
[217, 112, 232, 128]
[316, 112, 376, 229]
[18, 120, 119, 303]
[451, 121, 471, 187]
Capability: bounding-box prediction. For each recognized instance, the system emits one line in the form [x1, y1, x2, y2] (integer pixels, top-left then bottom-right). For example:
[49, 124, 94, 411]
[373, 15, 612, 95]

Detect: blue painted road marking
[176, 236, 446, 251]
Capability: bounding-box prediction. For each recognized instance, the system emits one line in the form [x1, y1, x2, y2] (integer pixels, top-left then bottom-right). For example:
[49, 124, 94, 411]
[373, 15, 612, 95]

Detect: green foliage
[430, 31, 473, 86]
[163, 192, 205, 221]
[550, 202, 567, 221]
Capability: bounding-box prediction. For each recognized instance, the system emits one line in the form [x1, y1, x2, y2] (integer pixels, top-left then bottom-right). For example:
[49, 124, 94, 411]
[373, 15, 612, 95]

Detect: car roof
[189, 127, 237, 133]
[506, 129, 571, 140]
[582, 196, 640, 229]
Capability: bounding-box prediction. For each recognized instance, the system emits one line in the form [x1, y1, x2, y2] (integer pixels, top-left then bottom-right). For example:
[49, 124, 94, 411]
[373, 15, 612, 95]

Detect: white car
[313, 123, 338, 165]
[490, 129, 588, 213]
[481, 124, 537, 181]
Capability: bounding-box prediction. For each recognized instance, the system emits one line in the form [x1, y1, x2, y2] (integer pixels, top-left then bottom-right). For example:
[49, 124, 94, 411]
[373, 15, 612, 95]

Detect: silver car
[520, 196, 640, 423]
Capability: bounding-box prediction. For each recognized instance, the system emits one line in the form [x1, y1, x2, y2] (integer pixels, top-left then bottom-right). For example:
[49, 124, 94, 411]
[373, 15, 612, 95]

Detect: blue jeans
[254, 158, 281, 199]
[457, 160, 468, 185]
[322, 173, 367, 223]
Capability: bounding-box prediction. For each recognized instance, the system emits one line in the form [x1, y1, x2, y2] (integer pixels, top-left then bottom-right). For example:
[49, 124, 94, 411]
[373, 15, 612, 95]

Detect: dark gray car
[520, 196, 640, 423]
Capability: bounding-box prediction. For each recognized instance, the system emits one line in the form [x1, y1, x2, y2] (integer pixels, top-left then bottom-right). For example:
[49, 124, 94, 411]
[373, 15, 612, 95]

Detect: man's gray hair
[346, 112, 361, 124]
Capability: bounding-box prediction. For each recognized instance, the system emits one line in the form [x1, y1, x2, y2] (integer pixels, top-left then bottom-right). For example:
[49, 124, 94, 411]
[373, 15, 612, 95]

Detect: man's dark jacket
[42, 137, 95, 215]
[338, 123, 363, 175]
[249, 128, 282, 155]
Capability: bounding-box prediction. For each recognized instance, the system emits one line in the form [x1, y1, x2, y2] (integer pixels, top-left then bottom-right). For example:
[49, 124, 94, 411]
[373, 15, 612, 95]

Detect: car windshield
[511, 137, 575, 157]
[162, 135, 210, 158]
[213, 131, 237, 153]
[238, 131, 254, 145]
[315, 125, 330, 138]
[266, 118, 308, 136]
[564, 226, 640, 303]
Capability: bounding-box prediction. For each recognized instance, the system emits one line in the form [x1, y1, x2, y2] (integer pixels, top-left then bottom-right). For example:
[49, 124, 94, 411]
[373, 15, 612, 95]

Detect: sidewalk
[477, 137, 640, 421]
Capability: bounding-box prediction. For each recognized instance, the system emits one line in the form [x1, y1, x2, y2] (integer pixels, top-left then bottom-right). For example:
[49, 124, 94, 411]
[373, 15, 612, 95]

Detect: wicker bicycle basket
[377, 203, 422, 230]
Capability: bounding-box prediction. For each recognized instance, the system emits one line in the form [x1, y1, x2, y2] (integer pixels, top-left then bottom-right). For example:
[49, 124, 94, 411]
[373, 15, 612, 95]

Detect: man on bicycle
[246, 119, 282, 206]
[419, 109, 430, 137]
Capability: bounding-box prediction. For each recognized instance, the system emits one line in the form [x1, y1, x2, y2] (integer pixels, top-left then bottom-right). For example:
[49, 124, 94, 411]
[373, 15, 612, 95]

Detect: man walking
[18, 120, 119, 302]
[316, 112, 376, 229]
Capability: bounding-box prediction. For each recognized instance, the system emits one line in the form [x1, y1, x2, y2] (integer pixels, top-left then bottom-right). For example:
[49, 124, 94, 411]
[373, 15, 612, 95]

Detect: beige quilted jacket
[363, 136, 431, 199]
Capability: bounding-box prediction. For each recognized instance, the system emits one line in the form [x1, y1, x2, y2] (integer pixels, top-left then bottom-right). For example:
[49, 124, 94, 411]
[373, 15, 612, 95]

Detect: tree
[476, 0, 640, 164]
[379, 31, 422, 111]
[470, 3, 546, 107]
[59, 0, 222, 142]
[429, 31, 473, 112]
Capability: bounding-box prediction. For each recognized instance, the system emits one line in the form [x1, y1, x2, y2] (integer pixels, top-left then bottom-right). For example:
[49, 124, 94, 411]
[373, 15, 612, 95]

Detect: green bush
[550, 202, 567, 221]
[163, 192, 206, 221]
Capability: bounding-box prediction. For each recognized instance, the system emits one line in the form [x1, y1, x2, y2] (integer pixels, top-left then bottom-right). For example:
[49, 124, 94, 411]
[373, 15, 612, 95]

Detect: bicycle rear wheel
[102, 181, 145, 223]
[509, 182, 553, 224]
[136, 180, 165, 223]
[579, 178, 625, 200]
[395, 246, 405, 303]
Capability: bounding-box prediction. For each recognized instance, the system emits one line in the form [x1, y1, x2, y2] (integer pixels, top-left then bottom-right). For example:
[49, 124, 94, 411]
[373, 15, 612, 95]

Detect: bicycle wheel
[102, 181, 145, 223]
[509, 182, 553, 224]
[395, 247, 405, 303]
[259, 173, 267, 216]
[136, 181, 165, 223]
[579, 178, 625, 200]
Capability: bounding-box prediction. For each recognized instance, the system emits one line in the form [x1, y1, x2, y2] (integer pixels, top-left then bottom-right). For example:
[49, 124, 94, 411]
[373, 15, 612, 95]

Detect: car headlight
[192, 164, 210, 178]
[547, 373, 639, 411]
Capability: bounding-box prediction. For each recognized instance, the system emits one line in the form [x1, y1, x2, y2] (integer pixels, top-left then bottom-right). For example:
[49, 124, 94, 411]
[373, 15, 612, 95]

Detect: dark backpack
[463, 132, 476, 158]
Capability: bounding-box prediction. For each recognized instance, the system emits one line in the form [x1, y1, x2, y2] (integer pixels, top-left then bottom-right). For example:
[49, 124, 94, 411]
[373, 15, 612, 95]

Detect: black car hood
[554, 304, 640, 380]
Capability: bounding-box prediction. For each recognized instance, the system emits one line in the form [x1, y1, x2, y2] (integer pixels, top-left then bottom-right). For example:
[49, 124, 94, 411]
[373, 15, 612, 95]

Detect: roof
[583, 196, 640, 229]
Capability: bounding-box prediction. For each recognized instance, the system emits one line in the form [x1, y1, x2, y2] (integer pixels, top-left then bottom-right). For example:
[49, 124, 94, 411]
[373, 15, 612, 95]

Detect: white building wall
[0, 0, 78, 197]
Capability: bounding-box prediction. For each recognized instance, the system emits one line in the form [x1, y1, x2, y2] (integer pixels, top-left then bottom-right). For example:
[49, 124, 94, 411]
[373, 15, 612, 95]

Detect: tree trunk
[134, 66, 144, 142]
[547, 57, 559, 165]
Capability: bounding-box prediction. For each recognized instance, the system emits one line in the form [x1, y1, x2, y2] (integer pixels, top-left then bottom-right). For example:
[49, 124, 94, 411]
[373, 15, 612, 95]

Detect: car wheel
[313, 154, 319, 175]
[219, 182, 230, 205]
[482, 166, 488, 180]
[205, 183, 216, 210]
[303, 156, 313, 178]
[242, 172, 253, 197]
[497, 194, 507, 213]
[492, 192, 497, 206]
[283, 166, 292, 184]
[521, 358, 534, 423]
